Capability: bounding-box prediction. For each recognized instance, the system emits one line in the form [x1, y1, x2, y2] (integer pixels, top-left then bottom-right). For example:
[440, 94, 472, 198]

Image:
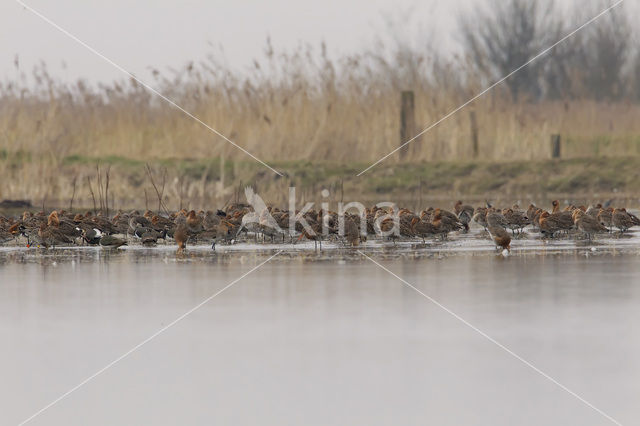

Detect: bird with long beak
[487, 214, 511, 254]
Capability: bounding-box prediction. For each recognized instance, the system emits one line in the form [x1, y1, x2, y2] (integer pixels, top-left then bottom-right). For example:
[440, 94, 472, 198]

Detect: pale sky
[1, 0, 636, 85]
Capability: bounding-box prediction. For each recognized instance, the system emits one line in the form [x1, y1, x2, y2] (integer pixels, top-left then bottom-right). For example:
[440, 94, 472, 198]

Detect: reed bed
[1, 0, 639, 206]
[2, 64, 640, 207]
[2, 62, 640, 165]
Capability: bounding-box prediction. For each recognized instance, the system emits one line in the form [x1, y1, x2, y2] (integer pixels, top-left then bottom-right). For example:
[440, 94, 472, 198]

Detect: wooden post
[400, 91, 415, 159]
[551, 134, 561, 159]
[469, 110, 479, 158]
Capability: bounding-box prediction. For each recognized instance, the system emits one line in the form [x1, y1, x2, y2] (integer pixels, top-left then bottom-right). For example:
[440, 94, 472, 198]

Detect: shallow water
[1, 246, 640, 425]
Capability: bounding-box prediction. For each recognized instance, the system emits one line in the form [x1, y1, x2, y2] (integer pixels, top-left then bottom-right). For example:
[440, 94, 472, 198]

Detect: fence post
[400, 91, 415, 159]
[470, 110, 479, 158]
[551, 134, 561, 159]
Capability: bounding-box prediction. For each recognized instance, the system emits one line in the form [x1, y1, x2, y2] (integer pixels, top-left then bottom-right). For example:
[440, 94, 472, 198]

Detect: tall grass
[1, 0, 640, 206]
[2, 49, 640, 167]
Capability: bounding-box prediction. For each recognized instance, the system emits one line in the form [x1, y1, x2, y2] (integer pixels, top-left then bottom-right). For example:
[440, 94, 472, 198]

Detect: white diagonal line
[358, 250, 623, 426]
[357, 0, 625, 176]
[18, 250, 283, 426]
[15, 0, 284, 177]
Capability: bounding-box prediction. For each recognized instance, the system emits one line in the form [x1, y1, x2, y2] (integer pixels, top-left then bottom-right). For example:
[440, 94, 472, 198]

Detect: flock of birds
[0, 199, 639, 253]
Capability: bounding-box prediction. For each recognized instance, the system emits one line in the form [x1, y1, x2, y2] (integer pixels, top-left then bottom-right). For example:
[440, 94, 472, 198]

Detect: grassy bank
[1, 154, 639, 212]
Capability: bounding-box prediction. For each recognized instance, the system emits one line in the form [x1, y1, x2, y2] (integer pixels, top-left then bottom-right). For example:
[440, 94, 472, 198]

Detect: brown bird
[586, 203, 602, 218]
[128, 214, 151, 235]
[297, 214, 323, 249]
[373, 209, 398, 243]
[0, 228, 13, 245]
[398, 209, 417, 238]
[486, 211, 509, 228]
[343, 214, 361, 247]
[597, 207, 614, 231]
[612, 208, 639, 233]
[472, 207, 488, 230]
[8, 222, 25, 238]
[174, 224, 189, 252]
[411, 217, 438, 242]
[141, 229, 165, 246]
[186, 210, 203, 234]
[210, 220, 237, 250]
[48, 211, 82, 240]
[572, 210, 607, 240]
[454, 201, 474, 232]
[539, 211, 574, 237]
[527, 205, 545, 230]
[420, 207, 434, 222]
[487, 214, 511, 252]
[488, 226, 511, 252]
[432, 208, 464, 238]
[502, 208, 530, 234]
[151, 214, 175, 231]
[37, 223, 73, 248]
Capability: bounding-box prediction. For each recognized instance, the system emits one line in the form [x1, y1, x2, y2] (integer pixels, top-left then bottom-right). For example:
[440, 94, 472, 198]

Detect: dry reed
[1, 1, 639, 206]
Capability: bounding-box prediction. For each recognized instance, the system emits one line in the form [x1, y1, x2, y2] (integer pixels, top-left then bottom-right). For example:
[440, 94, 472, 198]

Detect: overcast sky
[1, 0, 636, 85]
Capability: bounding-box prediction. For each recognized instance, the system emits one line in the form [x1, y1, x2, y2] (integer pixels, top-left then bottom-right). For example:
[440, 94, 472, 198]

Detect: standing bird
[487, 214, 511, 253]
[47, 211, 82, 241]
[502, 208, 530, 235]
[472, 207, 489, 231]
[454, 201, 474, 232]
[411, 217, 438, 243]
[432, 208, 464, 239]
[572, 210, 607, 240]
[37, 223, 73, 248]
[597, 207, 614, 231]
[211, 220, 236, 250]
[612, 208, 640, 233]
[297, 221, 323, 249]
[186, 210, 203, 234]
[538, 211, 573, 238]
[174, 224, 189, 252]
[586, 203, 602, 218]
[343, 214, 361, 247]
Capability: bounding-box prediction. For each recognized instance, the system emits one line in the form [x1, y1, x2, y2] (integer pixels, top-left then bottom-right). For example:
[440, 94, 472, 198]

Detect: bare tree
[631, 47, 640, 101]
[459, 0, 560, 102]
[541, 21, 584, 100]
[579, 4, 631, 101]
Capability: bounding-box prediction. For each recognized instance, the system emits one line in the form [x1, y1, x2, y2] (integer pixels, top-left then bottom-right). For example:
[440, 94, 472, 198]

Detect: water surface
[1, 248, 639, 425]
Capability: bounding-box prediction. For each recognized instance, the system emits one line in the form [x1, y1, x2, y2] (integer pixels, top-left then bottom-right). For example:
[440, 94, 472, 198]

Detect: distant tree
[541, 25, 584, 100]
[458, 0, 560, 102]
[578, 5, 631, 101]
[632, 48, 640, 101]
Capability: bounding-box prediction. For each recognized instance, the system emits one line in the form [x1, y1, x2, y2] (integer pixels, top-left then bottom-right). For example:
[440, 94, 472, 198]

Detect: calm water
[1, 248, 639, 425]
